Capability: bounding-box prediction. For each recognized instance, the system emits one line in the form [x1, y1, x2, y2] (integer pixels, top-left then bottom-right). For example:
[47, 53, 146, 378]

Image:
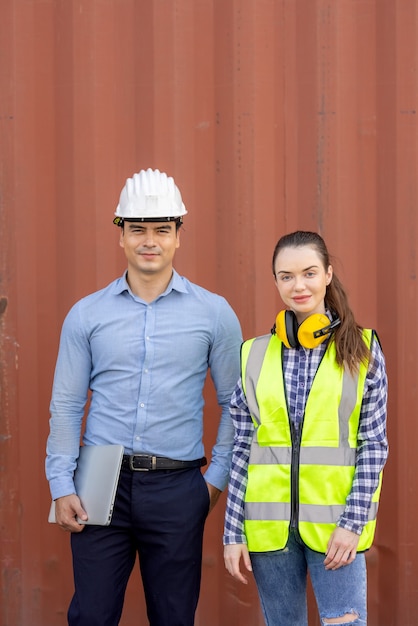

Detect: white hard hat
[113, 168, 187, 226]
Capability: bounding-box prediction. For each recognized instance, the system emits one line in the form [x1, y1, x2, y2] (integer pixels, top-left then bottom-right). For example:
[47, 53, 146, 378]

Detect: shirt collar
[113, 269, 189, 298]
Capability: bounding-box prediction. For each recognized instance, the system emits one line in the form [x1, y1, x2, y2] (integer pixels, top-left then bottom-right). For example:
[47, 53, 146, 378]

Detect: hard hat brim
[113, 216, 184, 227]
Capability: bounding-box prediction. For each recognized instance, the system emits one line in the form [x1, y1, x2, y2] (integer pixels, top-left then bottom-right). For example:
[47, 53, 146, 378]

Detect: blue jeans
[250, 528, 367, 626]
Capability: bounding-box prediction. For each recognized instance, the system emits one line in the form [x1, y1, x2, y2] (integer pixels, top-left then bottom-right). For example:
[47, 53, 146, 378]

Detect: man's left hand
[206, 482, 222, 513]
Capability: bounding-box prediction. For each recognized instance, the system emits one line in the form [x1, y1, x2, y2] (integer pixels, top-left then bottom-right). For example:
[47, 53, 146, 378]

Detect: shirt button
[140, 403, 145, 408]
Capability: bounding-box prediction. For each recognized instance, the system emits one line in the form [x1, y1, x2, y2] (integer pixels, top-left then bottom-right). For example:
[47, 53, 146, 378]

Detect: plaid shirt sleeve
[337, 335, 389, 534]
[223, 377, 253, 545]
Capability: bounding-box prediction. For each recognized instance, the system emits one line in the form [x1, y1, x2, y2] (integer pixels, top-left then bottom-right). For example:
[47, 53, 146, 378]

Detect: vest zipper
[290, 423, 301, 528]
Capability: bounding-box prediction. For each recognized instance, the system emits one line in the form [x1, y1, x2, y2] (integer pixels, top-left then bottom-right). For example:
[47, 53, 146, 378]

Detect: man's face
[119, 221, 180, 278]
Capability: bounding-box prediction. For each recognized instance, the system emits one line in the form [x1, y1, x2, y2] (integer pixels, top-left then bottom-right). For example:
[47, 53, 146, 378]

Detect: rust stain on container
[1, 0, 416, 624]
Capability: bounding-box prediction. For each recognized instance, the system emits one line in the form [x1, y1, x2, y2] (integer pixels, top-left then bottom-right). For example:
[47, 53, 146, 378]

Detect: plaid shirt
[223, 333, 388, 545]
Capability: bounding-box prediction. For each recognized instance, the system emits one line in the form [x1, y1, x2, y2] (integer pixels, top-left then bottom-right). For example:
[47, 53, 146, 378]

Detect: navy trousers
[68, 466, 210, 626]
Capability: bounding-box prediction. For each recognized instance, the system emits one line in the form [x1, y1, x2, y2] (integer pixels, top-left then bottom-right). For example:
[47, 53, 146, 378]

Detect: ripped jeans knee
[322, 611, 364, 625]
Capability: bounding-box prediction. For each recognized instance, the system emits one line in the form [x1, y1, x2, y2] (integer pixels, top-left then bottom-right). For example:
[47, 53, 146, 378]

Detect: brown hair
[272, 231, 370, 372]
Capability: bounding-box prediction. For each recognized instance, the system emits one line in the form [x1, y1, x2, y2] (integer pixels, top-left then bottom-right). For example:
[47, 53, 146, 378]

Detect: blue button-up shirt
[46, 270, 242, 500]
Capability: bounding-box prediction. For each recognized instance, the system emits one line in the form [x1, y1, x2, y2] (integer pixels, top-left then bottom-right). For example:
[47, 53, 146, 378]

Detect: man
[46, 168, 242, 626]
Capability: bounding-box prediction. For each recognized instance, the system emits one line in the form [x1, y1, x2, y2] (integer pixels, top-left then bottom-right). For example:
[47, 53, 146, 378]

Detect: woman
[224, 231, 388, 626]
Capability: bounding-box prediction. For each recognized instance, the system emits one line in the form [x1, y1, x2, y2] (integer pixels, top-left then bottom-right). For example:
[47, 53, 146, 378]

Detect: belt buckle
[129, 455, 157, 471]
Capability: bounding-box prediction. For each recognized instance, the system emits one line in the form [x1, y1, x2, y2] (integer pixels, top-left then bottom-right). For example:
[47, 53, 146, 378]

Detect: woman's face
[273, 244, 333, 324]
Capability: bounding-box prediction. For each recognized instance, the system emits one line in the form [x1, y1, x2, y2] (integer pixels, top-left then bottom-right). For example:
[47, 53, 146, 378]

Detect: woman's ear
[326, 265, 333, 285]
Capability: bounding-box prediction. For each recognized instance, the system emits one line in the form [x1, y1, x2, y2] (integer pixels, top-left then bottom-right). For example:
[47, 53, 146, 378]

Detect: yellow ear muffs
[275, 310, 299, 349]
[274, 311, 340, 349]
[297, 313, 333, 348]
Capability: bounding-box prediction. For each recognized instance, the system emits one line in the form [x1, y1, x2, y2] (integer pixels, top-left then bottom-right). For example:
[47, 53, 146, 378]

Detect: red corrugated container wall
[0, 1, 416, 624]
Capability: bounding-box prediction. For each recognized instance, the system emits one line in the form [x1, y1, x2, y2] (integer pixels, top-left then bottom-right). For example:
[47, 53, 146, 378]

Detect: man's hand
[54, 494, 88, 533]
[205, 482, 222, 513]
[224, 543, 253, 584]
[324, 527, 360, 570]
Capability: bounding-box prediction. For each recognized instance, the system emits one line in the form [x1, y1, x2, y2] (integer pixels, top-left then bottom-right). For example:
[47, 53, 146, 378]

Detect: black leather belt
[122, 454, 207, 472]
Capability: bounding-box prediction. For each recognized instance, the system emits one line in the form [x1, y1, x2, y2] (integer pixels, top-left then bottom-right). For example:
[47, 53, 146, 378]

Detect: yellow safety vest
[242, 330, 382, 553]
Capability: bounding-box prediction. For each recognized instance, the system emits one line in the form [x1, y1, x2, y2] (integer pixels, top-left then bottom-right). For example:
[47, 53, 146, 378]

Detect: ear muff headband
[274, 310, 341, 349]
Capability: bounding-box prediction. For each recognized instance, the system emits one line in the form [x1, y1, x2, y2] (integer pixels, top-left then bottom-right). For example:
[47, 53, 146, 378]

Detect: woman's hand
[224, 543, 253, 584]
[324, 527, 360, 570]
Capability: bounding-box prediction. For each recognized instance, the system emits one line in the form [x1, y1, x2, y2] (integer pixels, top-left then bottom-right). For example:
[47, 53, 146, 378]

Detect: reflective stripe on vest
[242, 330, 381, 553]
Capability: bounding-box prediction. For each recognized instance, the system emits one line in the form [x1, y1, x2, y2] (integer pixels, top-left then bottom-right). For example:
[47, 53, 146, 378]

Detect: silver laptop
[48, 444, 124, 526]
